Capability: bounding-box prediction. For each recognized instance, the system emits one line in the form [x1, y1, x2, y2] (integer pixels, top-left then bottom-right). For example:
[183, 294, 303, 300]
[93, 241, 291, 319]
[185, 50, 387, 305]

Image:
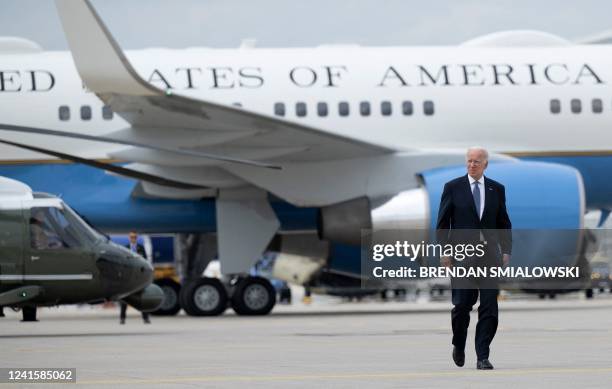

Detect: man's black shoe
[477, 359, 494, 370]
[452, 347, 465, 367]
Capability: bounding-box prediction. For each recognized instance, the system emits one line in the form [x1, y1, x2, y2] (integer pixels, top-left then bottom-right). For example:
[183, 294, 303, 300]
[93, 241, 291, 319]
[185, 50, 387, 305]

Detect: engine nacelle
[422, 161, 585, 231]
[422, 161, 587, 270]
[319, 189, 430, 246]
[320, 161, 587, 272]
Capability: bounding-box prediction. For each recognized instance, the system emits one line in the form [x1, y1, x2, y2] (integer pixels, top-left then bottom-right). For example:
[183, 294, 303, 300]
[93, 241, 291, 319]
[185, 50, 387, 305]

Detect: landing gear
[177, 275, 277, 317]
[394, 288, 408, 300]
[231, 276, 276, 316]
[585, 288, 594, 299]
[152, 278, 182, 316]
[22, 306, 37, 322]
[278, 285, 292, 304]
[180, 278, 228, 316]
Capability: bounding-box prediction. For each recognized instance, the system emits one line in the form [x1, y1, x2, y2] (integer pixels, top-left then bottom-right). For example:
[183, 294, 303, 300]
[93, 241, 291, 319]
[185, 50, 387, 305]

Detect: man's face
[466, 149, 488, 179]
[129, 233, 138, 244]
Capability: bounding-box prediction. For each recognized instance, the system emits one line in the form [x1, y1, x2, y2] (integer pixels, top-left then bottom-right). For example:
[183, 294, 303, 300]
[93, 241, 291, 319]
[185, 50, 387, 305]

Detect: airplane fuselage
[0, 45, 611, 216]
[0, 46, 611, 158]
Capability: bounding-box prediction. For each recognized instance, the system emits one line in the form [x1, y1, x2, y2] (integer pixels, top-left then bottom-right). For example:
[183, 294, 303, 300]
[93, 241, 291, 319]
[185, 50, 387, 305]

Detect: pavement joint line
[48, 367, 612, 385]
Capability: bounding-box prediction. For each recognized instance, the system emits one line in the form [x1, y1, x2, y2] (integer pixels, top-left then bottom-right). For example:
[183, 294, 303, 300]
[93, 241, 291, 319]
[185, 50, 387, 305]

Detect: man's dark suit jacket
[125, 243, 146, 258]
[436, 175, 512, 261]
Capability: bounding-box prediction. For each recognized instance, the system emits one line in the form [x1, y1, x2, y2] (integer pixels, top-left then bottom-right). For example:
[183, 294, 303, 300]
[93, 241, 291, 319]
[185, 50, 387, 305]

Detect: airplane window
[274, 102, 285, 116]
[296, 102, 307, 117]
[592, 99, 603, 113]
[59, 105, 70, 121]
[381, 101, 392, 116]
[550, 99, 561, 114]
[339, 102, 349, 116]
[402, 101, 413, 115]
[424, 100, 435, 116]
[102, 105, 114, 120]
[571, 99, 581, 114]
[317, 102, 328, 117]
[80, 105, 92, 121]
[360, 101, 371, 116]
[232, 102, 242, 107]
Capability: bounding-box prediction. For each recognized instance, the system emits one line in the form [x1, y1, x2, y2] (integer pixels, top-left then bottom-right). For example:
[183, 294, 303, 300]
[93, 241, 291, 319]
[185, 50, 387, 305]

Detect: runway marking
[53, 367, 612, 385]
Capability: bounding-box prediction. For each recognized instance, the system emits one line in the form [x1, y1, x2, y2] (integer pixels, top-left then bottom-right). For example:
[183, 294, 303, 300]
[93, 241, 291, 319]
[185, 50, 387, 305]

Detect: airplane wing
[48, 0, 491, 210]
[0, 137, 208, 190]
[54, 0, 393, 172]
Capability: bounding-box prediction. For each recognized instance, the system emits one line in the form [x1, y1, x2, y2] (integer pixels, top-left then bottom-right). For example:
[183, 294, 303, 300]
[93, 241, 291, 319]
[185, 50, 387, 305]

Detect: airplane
[0, 176, 164, 321]
[0, 0, 609, 316]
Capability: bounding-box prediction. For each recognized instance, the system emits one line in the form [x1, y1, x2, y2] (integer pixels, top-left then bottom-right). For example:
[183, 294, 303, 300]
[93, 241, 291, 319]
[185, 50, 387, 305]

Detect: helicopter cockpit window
[62, 205, 103, 245]
[30, 207, 82, 250]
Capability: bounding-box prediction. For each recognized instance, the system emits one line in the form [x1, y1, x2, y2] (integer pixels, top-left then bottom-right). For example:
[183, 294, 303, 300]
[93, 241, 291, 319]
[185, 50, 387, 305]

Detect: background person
[120, 231, 151, 324]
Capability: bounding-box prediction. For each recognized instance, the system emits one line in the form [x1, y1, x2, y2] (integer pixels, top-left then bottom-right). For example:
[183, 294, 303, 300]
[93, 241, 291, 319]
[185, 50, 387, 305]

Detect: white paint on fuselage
[0, 45, 611, 161]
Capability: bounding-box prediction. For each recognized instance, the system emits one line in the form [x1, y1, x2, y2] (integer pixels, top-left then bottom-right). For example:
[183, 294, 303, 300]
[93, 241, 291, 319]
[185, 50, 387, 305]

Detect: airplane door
[24, 206, 94, 286]
[0, 208, 25, 285]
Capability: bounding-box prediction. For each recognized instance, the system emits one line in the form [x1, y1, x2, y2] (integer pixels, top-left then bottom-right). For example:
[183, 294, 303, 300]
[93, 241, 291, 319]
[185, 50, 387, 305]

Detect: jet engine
[319, 161, 591, 282]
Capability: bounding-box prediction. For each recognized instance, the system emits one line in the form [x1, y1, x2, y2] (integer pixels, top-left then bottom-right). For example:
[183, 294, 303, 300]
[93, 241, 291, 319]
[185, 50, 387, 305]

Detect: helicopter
[0, 176, 163, 321]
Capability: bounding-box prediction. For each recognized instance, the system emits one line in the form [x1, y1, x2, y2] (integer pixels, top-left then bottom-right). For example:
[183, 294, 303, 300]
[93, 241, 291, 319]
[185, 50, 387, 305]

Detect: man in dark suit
[120, 231, 151, 324]
[436, 147, 512, 370]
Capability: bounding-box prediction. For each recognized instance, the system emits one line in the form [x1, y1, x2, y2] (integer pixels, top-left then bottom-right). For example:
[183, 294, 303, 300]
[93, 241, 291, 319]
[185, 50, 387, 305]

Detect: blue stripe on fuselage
[0, 163, 317, 232]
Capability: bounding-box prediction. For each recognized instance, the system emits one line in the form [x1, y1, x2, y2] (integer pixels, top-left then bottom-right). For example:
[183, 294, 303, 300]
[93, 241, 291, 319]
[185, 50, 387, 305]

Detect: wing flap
[0, 137, 207, 190]
[0, 124, 281, 169]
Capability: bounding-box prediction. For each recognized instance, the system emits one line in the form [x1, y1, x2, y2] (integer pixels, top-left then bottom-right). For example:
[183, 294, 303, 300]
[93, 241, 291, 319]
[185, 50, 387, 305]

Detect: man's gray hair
[466, 146, 489, 161]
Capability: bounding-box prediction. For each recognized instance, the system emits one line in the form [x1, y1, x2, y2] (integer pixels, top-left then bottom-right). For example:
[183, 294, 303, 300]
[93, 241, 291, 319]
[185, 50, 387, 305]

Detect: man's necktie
[473, 181, 481, 219]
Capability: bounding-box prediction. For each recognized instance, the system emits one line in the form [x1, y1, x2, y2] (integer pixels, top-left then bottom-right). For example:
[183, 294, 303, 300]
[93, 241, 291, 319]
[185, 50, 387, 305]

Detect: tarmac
[1, 292, 612, 388]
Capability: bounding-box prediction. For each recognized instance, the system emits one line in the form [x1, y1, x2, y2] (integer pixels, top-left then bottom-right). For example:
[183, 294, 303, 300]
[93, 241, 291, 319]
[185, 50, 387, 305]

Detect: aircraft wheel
[231, 276, 276, 316]
[279, 286, 292, 304]
[380, 289, 389, 301]
[585, 288, 594, 299]
[22, 306, 37, 322]
[151, 278, 182, 316]
[180, 278, 227, 316]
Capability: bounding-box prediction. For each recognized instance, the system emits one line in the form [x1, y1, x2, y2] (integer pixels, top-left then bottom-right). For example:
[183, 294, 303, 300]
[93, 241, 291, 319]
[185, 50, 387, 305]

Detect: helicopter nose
[128, 257, 154, 290]
[96, 255, 154, 298]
